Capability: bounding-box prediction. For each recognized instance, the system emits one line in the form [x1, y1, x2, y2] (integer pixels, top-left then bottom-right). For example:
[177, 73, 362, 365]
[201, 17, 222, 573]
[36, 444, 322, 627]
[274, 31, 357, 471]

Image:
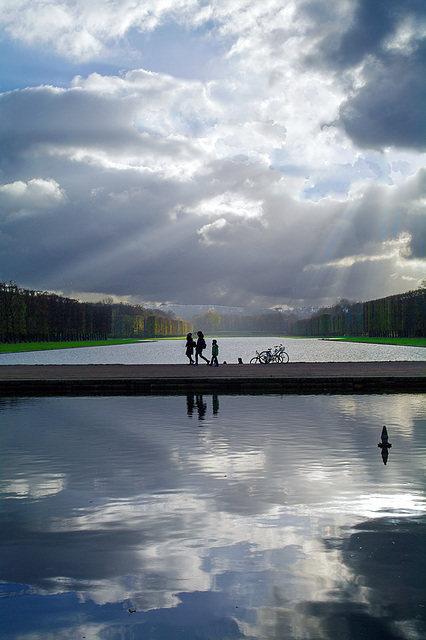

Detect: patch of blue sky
[124, 21, 231, 81]
[0, 20, 231, 93]
[303, 179, 352, 202]
[0, 35, 125, 92]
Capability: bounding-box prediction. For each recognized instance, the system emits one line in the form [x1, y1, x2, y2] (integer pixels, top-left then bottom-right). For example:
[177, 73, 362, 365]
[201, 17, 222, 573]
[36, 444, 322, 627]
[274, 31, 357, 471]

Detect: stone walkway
[1, 362, 424, 395]
[1, 361, 425, 379]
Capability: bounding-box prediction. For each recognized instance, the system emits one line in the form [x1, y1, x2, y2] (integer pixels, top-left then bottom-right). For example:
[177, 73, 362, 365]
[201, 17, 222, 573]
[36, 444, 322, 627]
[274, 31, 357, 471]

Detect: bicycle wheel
[258, 351, 270, 363]
[280, 351, 289, 363]
[250, 356, 260, 364]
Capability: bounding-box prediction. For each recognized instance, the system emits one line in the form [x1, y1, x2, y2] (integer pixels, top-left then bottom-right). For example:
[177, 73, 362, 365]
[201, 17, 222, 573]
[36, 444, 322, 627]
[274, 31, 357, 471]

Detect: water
[1, 393, 425, 639]
[1, 336, 425, 365]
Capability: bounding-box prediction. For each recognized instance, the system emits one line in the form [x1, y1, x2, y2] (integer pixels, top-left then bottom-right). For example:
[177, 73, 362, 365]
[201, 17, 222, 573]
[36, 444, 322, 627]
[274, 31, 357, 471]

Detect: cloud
[0, 0, 425, 307]
[338, 46, 426, 151]
[1, 178, 66, 220]
[1, 0, 198, 61]
[301, 0, 426, 151]
[333, 0, 425, 67]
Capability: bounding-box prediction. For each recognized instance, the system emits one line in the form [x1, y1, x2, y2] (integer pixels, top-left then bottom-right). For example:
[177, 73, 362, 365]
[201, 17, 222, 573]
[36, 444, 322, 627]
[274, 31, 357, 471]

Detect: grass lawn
[334, 337, 426, 347]
[0, 339, 145, 353]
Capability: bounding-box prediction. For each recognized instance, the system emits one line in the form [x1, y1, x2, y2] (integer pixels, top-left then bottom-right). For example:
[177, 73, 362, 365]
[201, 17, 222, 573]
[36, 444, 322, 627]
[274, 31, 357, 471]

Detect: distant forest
[0, 282, 191, 342]
[291, 289, 425, 337]
[192, 288, 426, 338]
[1, 282, 425, 342]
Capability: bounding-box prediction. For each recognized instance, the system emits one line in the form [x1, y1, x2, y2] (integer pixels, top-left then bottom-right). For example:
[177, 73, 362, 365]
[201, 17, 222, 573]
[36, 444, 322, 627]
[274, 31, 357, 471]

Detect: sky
[1, 0, 425, 311]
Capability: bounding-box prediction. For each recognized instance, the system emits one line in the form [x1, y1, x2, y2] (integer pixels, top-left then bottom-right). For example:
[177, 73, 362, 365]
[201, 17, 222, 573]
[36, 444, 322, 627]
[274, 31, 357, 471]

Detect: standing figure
[210, 339, 219, 366]
[195, 331, 209, 365]
[185, 332, 196, 365]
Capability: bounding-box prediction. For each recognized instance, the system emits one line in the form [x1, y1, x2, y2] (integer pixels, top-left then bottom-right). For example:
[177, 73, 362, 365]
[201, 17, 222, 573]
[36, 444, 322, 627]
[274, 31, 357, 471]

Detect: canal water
[1, 336, 425, 364]
[1, 393, 425, 639]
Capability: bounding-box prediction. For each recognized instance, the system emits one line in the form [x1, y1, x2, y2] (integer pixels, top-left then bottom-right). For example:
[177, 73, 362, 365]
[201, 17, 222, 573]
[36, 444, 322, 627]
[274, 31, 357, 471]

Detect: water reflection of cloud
[1, 473, 67, 499]
[330, 393, 425, 440]
[2, 482, 364, 617]
[240, 514, 426, 639]
[1, 394, 425, 639]
[192, 448, 267, 478]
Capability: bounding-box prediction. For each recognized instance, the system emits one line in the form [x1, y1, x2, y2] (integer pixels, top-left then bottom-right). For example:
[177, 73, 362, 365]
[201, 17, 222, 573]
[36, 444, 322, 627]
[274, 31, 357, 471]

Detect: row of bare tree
[0, 283, 191, 342]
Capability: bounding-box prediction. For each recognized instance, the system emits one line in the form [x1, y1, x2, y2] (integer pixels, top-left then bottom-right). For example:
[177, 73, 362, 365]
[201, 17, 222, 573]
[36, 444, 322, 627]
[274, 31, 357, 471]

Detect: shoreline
[1, 362, 425, 396]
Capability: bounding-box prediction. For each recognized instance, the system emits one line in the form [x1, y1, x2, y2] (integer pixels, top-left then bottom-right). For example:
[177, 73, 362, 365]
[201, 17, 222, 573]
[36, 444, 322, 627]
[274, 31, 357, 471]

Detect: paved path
[1, 362, 424, 395]
[1, 361, 425, 379]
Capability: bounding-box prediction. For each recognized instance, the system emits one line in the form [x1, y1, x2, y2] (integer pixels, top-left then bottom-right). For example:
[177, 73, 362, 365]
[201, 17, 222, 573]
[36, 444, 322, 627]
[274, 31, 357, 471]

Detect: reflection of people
[212, 394, 219, 415]
[210, 339, 219, 366]
[186, 393, 195, 417]
[195, 331, 209, 365]
[186, 394, 219, 419]
[196, 394, 207, 420]
[185, 332, 196, 365]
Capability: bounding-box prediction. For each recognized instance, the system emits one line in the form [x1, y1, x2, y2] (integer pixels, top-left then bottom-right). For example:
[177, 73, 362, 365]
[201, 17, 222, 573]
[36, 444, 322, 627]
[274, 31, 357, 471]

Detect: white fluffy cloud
[1, 178, 66, 220]
[1, 0, 199, 60]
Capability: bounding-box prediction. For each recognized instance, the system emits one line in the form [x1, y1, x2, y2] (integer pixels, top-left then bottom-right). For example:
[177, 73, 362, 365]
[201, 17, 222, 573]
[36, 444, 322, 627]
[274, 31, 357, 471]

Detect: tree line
[0, 283, 192, 342]
[191, 289, 426, 338]
[2, 282, 424, 343]
[291, 289, 425, 337]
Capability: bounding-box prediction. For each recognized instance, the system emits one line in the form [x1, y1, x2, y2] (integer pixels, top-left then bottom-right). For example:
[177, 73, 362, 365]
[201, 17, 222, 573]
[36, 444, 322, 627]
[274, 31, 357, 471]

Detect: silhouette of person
[210, 339, 219, 366]
[195, 331, 209, 365]
[185, 332, 196, 365]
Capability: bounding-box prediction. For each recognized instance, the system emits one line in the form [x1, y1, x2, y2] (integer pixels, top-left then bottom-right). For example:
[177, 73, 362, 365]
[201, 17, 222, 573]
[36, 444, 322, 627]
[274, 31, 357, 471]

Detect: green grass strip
[0, 339, 145, 353]
[334, 337, 426, 347]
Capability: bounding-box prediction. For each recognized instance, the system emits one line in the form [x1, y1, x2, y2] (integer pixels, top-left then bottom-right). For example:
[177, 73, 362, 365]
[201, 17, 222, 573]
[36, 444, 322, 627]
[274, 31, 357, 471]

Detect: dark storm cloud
[303, 0, 425, 72]
[334, 0, 424, 68]
[304, 0, 426, 151]
[1, 86, 136, 155]
[0, 81, 197, 170]
[338, 46, 426, 151]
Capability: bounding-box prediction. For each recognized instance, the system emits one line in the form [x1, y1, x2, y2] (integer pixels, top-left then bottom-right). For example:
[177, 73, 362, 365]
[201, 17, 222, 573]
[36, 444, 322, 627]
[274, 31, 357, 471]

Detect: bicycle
[250, 344, 289, 364]
[250, 347, 280, 363]
[250, 350, 266, 364]
[273, 344, 289, 363]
